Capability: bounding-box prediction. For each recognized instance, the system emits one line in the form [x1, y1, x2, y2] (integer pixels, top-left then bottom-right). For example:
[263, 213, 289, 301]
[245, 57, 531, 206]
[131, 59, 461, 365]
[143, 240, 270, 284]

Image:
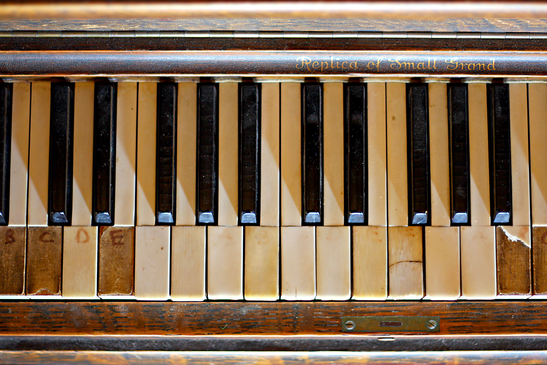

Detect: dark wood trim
[3, 334, 547, 352]
[0, 50, 546, 77]
[2, 36, 547, 52]
[0, 301, 546, 336]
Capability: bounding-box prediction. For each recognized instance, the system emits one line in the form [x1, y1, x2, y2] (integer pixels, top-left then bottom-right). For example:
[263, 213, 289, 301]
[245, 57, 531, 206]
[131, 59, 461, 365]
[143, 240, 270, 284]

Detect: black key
[448, 83, 470, 225]
[407, 83, 430, 225]
[196, 83, 218, 225]
[238, 83, 260, 225]
[0, 84, 12, 225]
[487, 83, 512, 225]
[156, 82, 177, 225]
[344, 83, 367, 225]
[92, 82, 116, 226]
[301, 83, 323, 225]
[48, 83, 74, 225]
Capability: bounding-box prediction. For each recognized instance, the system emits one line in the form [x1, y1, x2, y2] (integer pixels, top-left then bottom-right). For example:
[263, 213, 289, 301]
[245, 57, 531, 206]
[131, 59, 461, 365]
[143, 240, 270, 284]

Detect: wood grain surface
[26, 227, 62, 296]
[496, 226, 531, 296]
[533, 226, 547, 295]
[3, 37, 547, 52]
[0, 301, 546, 336]
[98, 226, 135, 297]
[0, 226, 25, 295]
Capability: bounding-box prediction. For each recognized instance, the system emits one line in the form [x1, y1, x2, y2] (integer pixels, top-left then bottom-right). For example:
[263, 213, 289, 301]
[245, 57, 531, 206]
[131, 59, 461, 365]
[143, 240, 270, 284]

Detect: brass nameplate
[341, 316, 440, 333]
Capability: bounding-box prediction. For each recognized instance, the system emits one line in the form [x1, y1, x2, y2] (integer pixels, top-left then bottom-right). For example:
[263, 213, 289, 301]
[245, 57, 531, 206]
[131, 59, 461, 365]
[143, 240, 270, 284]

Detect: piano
[1, 1, 547, 363]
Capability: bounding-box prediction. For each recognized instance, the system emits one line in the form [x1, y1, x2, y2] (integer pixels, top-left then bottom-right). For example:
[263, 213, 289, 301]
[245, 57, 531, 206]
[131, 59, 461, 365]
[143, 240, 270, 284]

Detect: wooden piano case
[2, 1, 547, 363]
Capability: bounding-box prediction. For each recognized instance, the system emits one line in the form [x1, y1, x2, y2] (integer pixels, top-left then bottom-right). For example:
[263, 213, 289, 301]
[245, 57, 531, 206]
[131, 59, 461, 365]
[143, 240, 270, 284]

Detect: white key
[428, 83, 450, 227]
[171, 226, 206, 301]
[425, 226, 460, 300]
[281, 226, 315, 300]
[135, 226, 170, 300]
[510, 83, 530, 226]
[388, 226, 423, 299]
[244, 226, 279, 300]
[316, 226, 350, 300]
[460, 226, 496, 299]
[281, 82, 301, 226]
[28, 82, 51, 227]
[386, 82, 408, 226]
[218, 82, 239, 226]
[207, 226, 243, 299]
[114, 82, 137, 226]
[529, 83, 547, 226]
[136, 82, 157, 226]
[323, 82, 344, 226]
[468, 83, 490, 226]
[62, 226, 98, 299]
[9, 83, 30, 227]
[367, 82, 387, 226]
[353, 226, 387, 300]
[260, 83, 280, 226]
[176, 82, 197, 225]
[72, 82, 94, 226]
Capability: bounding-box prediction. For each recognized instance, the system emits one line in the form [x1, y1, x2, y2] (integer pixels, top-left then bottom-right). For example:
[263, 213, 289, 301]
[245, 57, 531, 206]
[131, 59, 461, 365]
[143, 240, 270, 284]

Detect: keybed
[0, 78, 544, 301]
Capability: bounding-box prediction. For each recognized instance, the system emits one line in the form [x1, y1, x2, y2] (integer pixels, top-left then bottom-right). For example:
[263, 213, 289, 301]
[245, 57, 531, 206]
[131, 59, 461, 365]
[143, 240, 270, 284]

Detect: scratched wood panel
[98, 227, 135, 298]
[0, 301, 547, 336]
[26, 227, 62, 297]
[0, 226, 26, 296]
[2, 36, 547, 53]
[496, 226, 531, 297]
[532, 226, 547, 296]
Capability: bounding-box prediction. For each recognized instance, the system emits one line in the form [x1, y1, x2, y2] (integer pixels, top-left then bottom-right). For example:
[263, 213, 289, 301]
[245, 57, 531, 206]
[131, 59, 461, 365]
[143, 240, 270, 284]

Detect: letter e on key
[110, 229, 124, 246]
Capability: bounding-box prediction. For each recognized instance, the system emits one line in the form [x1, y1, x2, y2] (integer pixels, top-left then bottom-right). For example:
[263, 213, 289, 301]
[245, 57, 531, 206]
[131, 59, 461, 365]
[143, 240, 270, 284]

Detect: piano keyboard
[0, 79, 543, 301]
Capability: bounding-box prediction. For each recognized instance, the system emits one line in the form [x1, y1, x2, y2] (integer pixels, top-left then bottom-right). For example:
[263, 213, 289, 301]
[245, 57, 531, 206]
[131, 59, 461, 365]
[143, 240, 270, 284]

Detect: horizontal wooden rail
[0, 50, 546, 78]
[0, 301, 546, 336]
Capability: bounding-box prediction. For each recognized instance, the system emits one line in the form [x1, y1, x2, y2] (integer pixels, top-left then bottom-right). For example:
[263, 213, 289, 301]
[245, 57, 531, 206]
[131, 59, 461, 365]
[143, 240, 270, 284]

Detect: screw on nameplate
[341, 316, 440, 332]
